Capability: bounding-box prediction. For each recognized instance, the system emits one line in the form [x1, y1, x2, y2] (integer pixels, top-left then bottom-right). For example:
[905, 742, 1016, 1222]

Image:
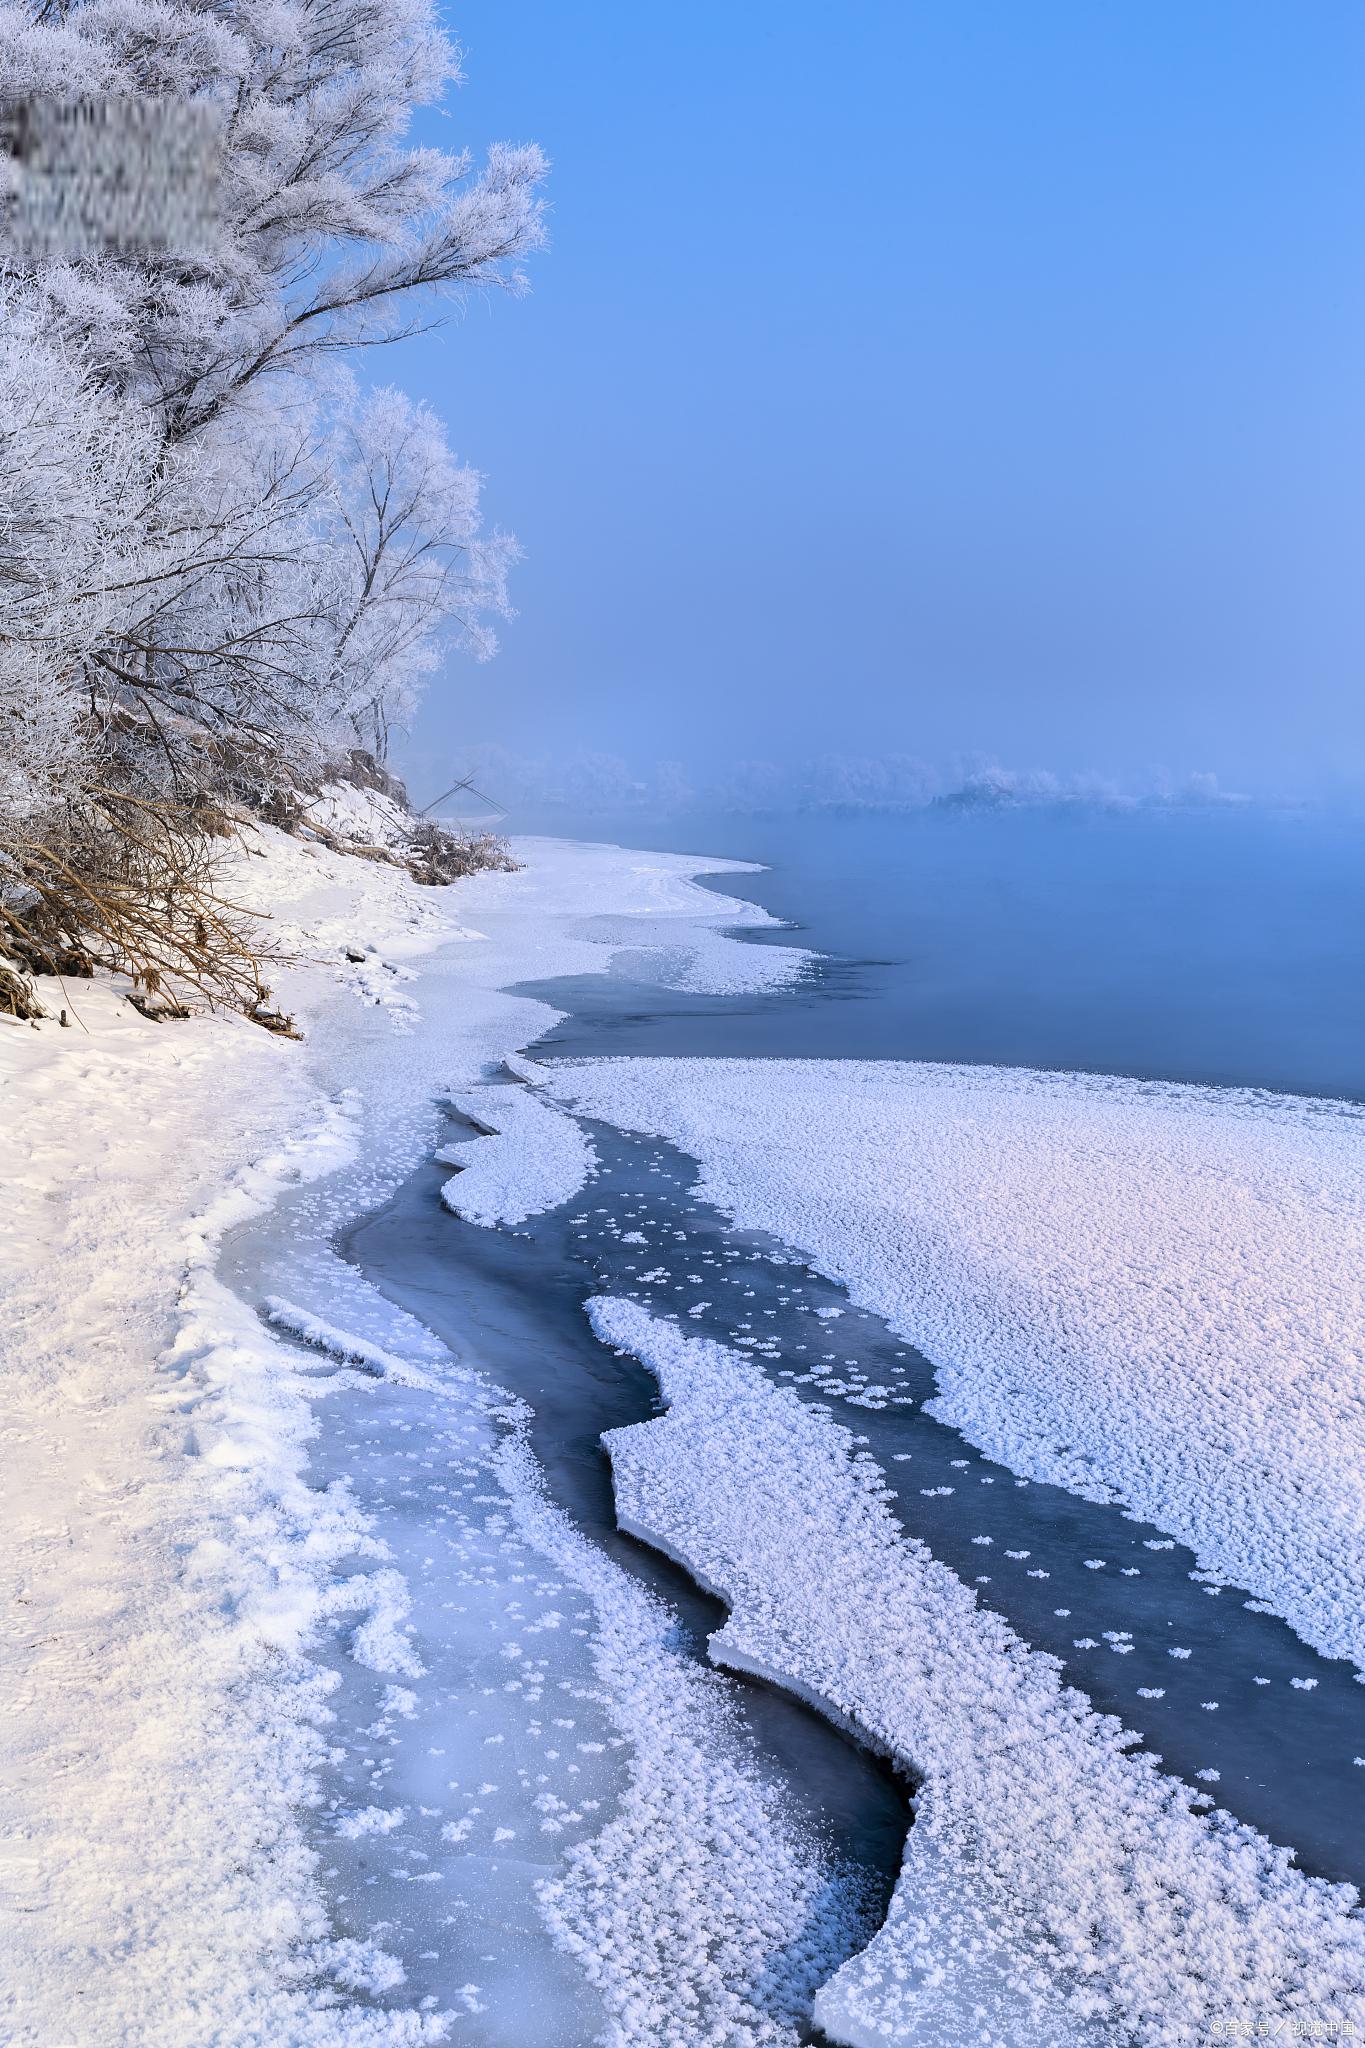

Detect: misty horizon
[385, 1, 1365, 805]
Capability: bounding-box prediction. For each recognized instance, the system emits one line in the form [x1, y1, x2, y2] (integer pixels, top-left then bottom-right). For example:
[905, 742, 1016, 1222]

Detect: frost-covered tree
[0, 0, 544, 1006]
[0, 298, 151, 832]
[0, 0, 546, 434]
[314, 378, 518, 761]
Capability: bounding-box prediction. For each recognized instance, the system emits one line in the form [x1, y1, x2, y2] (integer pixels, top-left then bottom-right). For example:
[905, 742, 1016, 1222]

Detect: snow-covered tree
[314, 378, 518, 761]
[0, 0, 546, 434]
[0, 0, 544, 1004]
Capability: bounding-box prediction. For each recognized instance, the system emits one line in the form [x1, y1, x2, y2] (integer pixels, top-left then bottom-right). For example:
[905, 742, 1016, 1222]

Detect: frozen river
[216, 808, 1365, 2041]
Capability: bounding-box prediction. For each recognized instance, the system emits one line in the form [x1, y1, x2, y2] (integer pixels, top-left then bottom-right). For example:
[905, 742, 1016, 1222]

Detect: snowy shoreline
[370, 967, 1365, 2036]
[6, 813, 1365, 2045]
[0, 814, 815, 2046]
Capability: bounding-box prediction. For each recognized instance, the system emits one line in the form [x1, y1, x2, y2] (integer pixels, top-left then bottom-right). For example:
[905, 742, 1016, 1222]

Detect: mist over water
[388, 5, 1365, 799]
[511, 804, 1365, 1102]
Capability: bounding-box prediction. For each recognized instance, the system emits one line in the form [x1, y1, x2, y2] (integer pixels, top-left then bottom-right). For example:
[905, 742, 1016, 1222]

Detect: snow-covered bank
[0, 818, 807, 2045]
[591, 1298, 1365, 2048]
[545, 1057, 1365, 1671]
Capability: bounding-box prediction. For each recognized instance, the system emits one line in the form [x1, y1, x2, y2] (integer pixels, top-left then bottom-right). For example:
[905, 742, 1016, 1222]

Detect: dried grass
[1, 779, 281, 1022]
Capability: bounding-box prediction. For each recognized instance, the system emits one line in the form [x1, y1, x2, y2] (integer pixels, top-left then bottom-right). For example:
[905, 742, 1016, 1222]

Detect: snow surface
[591, 1298, 1365, 2048]
[546, 1057, 1365, 1672]
[0, 813, 811, 2045]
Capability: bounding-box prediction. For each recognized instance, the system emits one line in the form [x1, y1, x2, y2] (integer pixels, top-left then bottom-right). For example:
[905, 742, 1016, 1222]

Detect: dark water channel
[345, 1087, 1365, 1902]
[342, 1117, 913, 2020]
[521, 1109, 1365, 1891]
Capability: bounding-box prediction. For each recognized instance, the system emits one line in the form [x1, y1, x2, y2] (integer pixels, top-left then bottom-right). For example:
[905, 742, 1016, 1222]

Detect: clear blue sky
[387, 1, 1365, 802]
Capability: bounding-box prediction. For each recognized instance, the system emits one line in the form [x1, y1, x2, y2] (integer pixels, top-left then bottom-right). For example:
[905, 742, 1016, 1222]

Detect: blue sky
[387, 2, 1365, 803]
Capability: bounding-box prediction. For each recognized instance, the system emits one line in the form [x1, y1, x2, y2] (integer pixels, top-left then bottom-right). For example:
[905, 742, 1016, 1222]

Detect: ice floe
[436, 1082, 596, 1228]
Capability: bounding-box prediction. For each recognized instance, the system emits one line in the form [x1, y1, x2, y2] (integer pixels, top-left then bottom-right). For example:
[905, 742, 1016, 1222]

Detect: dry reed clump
[292, 809, 518, 886]
[306, 752, 520, 886]
[0, 777, 290, 1028]
[404, 817, 518, 884]
[0, 957, 44, 1021]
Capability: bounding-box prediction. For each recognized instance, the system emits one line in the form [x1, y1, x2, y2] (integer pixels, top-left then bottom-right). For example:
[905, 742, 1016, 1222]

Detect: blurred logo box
[1, 97, 223, 258]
